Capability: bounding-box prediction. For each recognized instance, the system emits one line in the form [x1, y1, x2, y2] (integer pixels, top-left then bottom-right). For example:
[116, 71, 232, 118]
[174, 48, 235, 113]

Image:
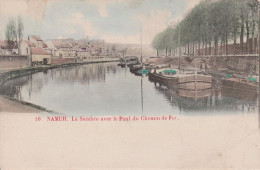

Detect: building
[0, 40, 18, 55]
[76, 48, 92, 60]
[28, 35, 48, 49]
[20, 40, 32, 56]
[48, 39, 76, 57]
[31, 47, 51, 65]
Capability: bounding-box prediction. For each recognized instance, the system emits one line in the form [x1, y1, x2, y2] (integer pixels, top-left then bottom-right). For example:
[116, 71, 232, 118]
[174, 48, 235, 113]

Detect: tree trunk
[203, 39, 205, 56]
[252, 19, 255, 54]
[246, 21, 250, 54]
[205, 40, 207, 56]
[234, 33, 236, 45]
[198, 40, 201, 55]
[226, 29, 228, 55]
[240, 16, 244, 54]
[192, 41, 195, 56]
[187, 42, 190, 55]
[209, 41, 211, 56]
[233, 31, 236, 55]
[214, 36, 218, 55]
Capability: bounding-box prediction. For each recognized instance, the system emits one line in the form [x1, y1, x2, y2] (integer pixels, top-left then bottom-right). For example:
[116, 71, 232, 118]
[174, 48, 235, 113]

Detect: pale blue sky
[0, 0, 200, 44]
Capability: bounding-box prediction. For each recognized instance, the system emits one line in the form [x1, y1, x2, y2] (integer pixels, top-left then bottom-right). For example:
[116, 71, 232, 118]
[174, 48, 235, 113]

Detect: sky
[0, 0, 201, 44]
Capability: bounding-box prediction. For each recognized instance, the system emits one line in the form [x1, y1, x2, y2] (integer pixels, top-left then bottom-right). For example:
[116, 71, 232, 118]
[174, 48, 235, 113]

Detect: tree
[17, 16, 24, 55]
[152, 0, 259, 56]
[5, 16, 24, 55]
[5, 18, 17, 53]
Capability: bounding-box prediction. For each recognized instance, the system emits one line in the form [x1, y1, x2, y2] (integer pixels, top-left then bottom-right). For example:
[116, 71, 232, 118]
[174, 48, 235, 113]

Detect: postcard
[0, 0, 260, 169]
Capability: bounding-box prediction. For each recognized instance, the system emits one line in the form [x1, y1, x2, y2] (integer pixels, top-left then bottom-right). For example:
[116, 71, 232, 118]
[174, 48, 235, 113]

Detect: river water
[0, 62, 258, 116]
[1, 62, 260, 169]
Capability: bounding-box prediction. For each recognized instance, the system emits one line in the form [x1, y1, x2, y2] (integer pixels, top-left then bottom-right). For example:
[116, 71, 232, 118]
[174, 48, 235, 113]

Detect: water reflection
[149, 78, 257, 114]
[0, 62, 258, 116]
[0, 64, 117, 100]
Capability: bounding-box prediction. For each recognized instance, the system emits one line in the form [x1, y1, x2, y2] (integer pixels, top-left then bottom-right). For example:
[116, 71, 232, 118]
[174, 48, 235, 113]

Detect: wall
[20, 42, 30, 55]
[51, 57, 75, 65]
[196, 39, 258, 56]
[32, 54, 51, 64]
[0, 55, 29, 70]
[201, 55, 258, 75]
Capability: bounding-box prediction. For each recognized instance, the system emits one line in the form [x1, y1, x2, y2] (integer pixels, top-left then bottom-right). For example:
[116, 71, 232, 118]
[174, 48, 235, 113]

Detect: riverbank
[149, 56, 258, 76]
[0, 96, 42, 113]
[0, 58, 119, 85]
[0, 58, 119, 112]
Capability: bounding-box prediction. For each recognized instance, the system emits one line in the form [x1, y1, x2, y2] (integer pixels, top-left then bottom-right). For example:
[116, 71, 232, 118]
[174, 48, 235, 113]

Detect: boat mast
[258, 7, 260, 128]
[141, 78, 143, 112]
[124, 48, 126, 63]
[140, 27, 144, 112]
[178, 23, 181, 71]
[141, 27, 143, 64]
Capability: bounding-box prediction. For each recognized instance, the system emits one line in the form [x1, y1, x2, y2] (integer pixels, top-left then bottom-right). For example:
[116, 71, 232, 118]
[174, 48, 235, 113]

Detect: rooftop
[31, 47, 49, 55]
[31, 35, 42, 41]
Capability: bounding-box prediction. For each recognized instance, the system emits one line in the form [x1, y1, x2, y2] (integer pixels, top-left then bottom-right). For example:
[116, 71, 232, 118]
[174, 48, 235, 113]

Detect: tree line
[5, 16, 24, 55]
[152, 0, 259, 56]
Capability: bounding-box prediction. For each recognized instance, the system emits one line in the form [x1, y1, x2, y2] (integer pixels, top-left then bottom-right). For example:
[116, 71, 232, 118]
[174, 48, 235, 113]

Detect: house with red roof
[0, 40, 18, 55]
[28, 35, 48, 49]
[31, 47, 51, 65]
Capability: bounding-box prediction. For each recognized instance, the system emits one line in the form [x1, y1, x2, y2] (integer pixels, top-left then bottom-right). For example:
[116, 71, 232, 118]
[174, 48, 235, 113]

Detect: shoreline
[0, 95, 56, 113]
[0, 58, 119, 85]
[0, 58, 119, 113]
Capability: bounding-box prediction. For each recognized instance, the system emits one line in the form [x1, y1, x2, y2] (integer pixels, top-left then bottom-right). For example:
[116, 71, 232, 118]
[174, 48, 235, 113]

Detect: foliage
[5, 18, 17, 52]
[5, 16, 24, 54]
[152, 0, 259, 54]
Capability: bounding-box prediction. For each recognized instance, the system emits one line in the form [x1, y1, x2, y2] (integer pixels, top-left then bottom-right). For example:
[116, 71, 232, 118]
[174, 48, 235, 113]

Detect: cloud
[0, 0, 27, 17]
[57, 35, 64, 39]
[185, 0, 201, 11]
[167, 15, 184, 28]
[25, 0, 48, 21]
[0, 0, 201, 43]
[100, 9, 173, 44]
[167, 0, 201, 28]
[127, 0, 144, 9]
[100, 33, 140, 44]
[100, 9, 172, 44]
[66, 12, 97, 37]
[0, 0, 48, 21]
[88, 0, 109, 17]
[65, 29, 76, 34]
[133, 10, 172, 44]
[88, 0, 124, 17]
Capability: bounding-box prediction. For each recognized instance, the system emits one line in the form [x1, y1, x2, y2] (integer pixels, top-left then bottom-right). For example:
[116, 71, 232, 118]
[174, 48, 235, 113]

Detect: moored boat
[130, 64, 143, 73]
[222, 77, 257, 92]
[148, 69, 212, 91]
[177, 88, 212, 98]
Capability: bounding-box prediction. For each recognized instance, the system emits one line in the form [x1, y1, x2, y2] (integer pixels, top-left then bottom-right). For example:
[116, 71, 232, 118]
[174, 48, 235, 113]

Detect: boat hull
[177, 88, 212, 98]
[130, 65, 143, 73]
[148, 72, 212, 92]
[222, 79, 257, 92]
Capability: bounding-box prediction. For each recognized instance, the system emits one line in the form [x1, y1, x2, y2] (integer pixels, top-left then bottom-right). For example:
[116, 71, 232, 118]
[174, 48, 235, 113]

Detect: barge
[148, 70, 212, 90]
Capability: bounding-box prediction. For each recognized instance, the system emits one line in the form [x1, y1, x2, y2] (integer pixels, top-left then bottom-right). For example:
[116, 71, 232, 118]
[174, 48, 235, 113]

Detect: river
[0, 62, 258, 117]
